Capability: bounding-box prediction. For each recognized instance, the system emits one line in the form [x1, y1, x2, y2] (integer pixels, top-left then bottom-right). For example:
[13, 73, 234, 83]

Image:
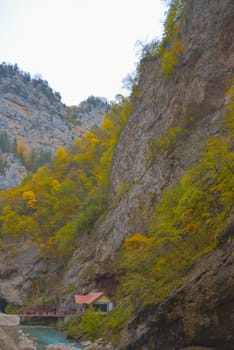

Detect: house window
[93, 303, 108, 313]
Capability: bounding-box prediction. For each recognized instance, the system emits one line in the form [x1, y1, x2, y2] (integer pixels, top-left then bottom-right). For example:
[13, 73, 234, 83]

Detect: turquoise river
[20, 325, 82, 350]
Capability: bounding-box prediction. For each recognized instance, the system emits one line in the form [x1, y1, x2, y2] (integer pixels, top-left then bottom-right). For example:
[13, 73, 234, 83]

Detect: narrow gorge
[0, 0, 233, 349]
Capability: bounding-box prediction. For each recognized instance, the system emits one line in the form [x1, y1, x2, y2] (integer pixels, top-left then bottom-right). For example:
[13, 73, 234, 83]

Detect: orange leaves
[50, 179, 60, 193]
[119, 110, 234, 305]
[85, 132, 100, 145]
[16, 141, 24, 155]
[22, 190, 37, 209]
[0, 97, 132, 259]
[54, 147, 68, 164]
[123, 233, 152, 250]
[16, 141, 30, 166]
[0, 205, 39, 237]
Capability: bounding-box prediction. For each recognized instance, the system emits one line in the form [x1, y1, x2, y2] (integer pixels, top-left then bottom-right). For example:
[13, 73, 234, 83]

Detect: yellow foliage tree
[123, 233, 152, 250]
[53, 147, 68, 170]
[0, 206, 20, 236]
[161, 40, 184, 79]
[50, 179, 60, 193]
[119, 109, 234, 305]
[22, 190, 37, 210]
[16, 141, 24, 155]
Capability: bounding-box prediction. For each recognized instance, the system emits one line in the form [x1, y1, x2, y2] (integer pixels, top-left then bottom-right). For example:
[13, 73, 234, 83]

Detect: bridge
[16, 312, 79, 318]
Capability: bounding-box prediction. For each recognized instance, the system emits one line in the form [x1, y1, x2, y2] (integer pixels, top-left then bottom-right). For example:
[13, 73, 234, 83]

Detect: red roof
[74, 292, 110, 305]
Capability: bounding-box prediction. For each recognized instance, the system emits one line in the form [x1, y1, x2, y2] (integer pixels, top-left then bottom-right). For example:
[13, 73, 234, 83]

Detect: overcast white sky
[0, 0, 167, 105]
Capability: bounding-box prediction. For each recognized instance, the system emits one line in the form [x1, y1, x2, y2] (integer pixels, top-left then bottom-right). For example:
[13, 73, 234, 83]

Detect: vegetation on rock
[0, 97, 131, 259]
[133, 0, 187, 85]
[0, 0, 233, 348]
[65, 303, 132, 345]
[118, 81, 234, 306]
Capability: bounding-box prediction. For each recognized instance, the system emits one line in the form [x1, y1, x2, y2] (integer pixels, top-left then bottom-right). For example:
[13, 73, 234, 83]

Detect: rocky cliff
[63, 0, 233, 283]
[121, 227, 234, 350]
[62, 0, 234, 348]
[0, 64, 109, 189]
[0, 0, 233, 349]
[0, 238, 61, 306]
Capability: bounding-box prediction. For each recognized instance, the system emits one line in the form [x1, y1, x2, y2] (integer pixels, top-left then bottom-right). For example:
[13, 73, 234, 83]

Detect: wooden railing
[16, 312, 78, 317]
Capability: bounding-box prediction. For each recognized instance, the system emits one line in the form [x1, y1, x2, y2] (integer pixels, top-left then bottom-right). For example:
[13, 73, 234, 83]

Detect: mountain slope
[0, 0, 233, 349]
[64, 0, 233, 282]
[62, 0, 234, 347]
[0, 64, 109, 189]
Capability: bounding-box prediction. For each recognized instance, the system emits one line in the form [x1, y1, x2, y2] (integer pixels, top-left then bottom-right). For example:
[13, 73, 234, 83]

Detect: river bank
[0, 313, 82, 350]
[0, 325, 37, 350]
[0, 313, 36, 350]
[0, 314, 113, 350]
[0, 325, 84, 350]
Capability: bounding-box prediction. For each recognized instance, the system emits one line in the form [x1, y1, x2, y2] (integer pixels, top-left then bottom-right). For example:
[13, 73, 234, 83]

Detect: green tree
[66, 307, 104, 340]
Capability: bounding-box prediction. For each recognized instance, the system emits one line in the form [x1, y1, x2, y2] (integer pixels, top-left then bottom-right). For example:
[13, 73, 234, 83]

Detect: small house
[74, 292, 113, 314]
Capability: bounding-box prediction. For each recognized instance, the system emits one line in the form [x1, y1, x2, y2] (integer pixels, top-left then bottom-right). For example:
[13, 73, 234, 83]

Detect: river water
[20, 325, 82, 350]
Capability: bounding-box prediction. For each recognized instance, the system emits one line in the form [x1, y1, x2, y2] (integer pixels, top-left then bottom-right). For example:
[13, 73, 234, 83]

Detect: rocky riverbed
[45, 345, 78, 350]
[0, 326, 37, 350]
[0, 325, 82, 350]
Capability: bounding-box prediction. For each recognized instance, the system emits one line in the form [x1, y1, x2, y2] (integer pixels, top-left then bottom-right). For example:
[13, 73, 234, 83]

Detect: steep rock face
[121, 232, 234, 350]
[0, 72, 110, 301]
[0, 154, 27, 190]
[0, 66, 76, 153]
[100, 0, 233, 257]
[0, 66, 109, 189]
[0, 2, 233, 349]
[67, 96, 110, 133]
[0, 239, 61, 306]
[62, 0, 234, 347]
[64, 0, 233, 287]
